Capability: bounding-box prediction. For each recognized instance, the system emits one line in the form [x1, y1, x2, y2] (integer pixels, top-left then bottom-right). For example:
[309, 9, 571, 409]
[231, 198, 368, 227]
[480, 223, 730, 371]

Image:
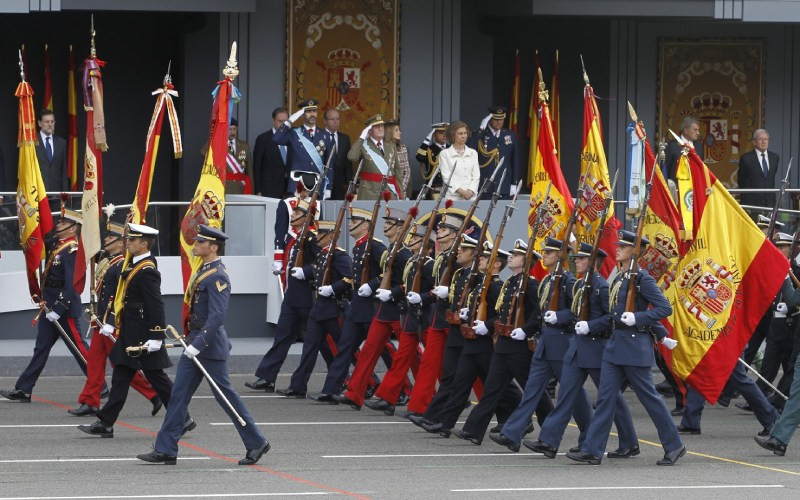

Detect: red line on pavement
[32, 395, 370, 499]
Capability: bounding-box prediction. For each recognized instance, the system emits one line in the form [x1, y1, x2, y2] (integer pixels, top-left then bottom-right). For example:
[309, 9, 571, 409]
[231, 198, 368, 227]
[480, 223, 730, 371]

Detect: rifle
[767, 158, 794, 240]
[359, 175, 390, 286]
[322, 160, 364, 287]
[546, 177, 587, 312]
[292, 145, 336, 269]
[511, 182, 552, 330]
[789, 217, 800, 266]
[577, 169, 619, 321]
[378, 165, 440, 290]
[438, 159, 504, 289]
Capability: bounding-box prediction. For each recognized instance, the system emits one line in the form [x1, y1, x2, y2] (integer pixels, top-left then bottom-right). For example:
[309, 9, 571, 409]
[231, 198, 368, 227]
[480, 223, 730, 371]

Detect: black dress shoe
[656, 380, 673, 394]
[657, 445, 686, 465]
[755, 435, 787, 456]
[488, 432, 520, 452]
[736, 401, 753, 412]
[565, 451, 601, 465]
[68, 403, 98, 416]
[276, 388, 307, 398]
[716, 395, 731, 408]
[396, 393, 410, 406]
[758, 426, 773, 437]
[0, 389, 31, 402]
[364, 398, 396, 415]
[452, 429, 481, 445]
[522, 439, 557, 458]
[409, 414, 427, 427]
[523, 421, 535, 436]
[137, 450, 177, 465]
[245, 379, 275, 392]
[607, 445, 640, 458]
[78, 420, 113, 438]
[239, 440, 271, 465]
[333, 394, 361, 410]
[364, 384, 378, 400]
[308, 393, 339, 404]
[397, 410, 422, 420]
[569, 445, 581, 453]
[420, 421, 444, 434]
[100, 388, 109, 400]
[670, 406, 685, 416]
[150, 396, 163, 416]
[677, 425, 701, 435]
[181, 419, 197, 437]
[488, 424, 502, 434]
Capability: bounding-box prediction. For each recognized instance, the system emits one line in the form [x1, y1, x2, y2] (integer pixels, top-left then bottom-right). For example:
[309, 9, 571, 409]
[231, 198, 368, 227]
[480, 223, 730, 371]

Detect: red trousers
[375, 329, 425, 405]
[345, 319, 401, 406]
[407, 327, 447, 413]
[78, 330, 157, 408]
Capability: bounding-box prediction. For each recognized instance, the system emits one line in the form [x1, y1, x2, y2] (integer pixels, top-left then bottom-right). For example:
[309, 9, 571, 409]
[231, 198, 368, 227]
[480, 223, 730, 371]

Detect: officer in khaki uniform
[348, 114, 402, 200]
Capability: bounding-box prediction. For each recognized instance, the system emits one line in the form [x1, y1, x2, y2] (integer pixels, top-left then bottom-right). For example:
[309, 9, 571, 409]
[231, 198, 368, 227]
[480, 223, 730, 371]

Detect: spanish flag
[576, 80, 620, 277]
[525, 50, 541, 188]
[670, 148, 788, 403]
[67, 46, 79, 191]
[16, 80, 54, 299]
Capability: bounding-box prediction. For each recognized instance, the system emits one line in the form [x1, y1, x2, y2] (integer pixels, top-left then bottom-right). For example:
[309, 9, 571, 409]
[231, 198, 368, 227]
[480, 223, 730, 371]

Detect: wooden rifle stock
[767, 158, 793, 240]
[547, 179, 586, 312]
[359, 175, 389, 285]
[322, 161, 363, 287]
[292, 147, 335, 269]
[411, 167, 456, 294]
[625, 151, 659, 312]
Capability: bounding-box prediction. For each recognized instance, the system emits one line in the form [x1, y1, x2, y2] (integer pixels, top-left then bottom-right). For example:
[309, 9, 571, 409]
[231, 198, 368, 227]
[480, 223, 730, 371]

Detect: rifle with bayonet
[292, 144, 336, 269]
[546, 177, 587, 312]
[322, 160, 363, 287]
[767, 158, 794, 240]
[359, 175, 390, 286]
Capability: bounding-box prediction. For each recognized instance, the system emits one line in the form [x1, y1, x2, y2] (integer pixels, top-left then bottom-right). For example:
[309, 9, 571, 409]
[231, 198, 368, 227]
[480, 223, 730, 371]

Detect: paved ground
[2, 371, 800, 500]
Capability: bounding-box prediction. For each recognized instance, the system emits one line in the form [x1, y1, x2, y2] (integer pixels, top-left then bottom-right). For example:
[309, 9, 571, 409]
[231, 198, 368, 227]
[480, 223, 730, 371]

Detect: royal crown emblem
[637, 231, 680, 285]
[181, 190, 224, 246]
[576, 174, 609, 230]
[677, 257, 736, 328]
[326, 48, 362, 112]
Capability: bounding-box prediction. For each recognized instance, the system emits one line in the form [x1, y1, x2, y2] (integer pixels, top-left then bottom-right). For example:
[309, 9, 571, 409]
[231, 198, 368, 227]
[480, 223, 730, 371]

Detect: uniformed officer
[525, 243, 638, 459]
[79, 223, 191, 439]
[273, 98, 332, 197]
[566, 230, 685, 466]
[68, 217, 161, 417]
[415, 122, 449, 199]
[137, 225, 269, 466]
[490, 236, 591, 451]
[467, 106, 519, 198]
[452, 239, 552, 444]
[247, 198, 328, 392]
[271, 170, 319, 284]
[279, 219, 353, 397]
[348, 114, 402, 200]
[2, 208, 90, 402]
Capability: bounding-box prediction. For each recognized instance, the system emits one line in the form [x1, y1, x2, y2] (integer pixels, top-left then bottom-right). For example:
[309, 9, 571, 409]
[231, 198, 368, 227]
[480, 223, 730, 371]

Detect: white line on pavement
[324, 453, 538, 458]
[0, 425, 84, 428]
[452, 485, 785, 492]
[0, 458, 210, 463]
[210, 421, 411, 426]
[192, 395, 284, 399]
[0, 493, 333, 500]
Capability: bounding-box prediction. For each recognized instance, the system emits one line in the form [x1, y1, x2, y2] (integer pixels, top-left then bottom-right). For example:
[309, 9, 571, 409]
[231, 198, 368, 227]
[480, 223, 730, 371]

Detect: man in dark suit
[273, 99, 333, 197]
[323, 108, 352, 199]
[252, 107, 289, 199]
[665, 116, 704, 182]
[35, 109, 69, 193]
[738, 129, 779, 209]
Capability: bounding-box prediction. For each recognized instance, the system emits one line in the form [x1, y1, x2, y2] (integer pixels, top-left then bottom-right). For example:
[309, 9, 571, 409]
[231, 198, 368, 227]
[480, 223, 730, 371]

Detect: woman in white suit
[439, 120, 480, 201]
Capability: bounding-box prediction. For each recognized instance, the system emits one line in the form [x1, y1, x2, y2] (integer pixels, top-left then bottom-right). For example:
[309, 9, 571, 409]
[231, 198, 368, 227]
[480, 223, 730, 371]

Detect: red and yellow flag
[67, 45, 79, 191]
[508, 49, 520, 134]
[576, 81, 620, 277]
[16, 80, 54, 299]
[670, 148, 788, 403]
[43, 44, 53, 111]
[551, 49, 560, 162]
[526, 50, 541, 188]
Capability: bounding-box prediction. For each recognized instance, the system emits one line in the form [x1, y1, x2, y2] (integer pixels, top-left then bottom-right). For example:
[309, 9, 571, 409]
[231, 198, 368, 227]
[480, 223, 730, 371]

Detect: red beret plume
[409, 206, 419, 218]
[296, 181, 305, 193]
[345, 193, 355, 202]
[381, 190, 391, 202]
[60, 192, 70, 203]
[445, 199, 453, 209]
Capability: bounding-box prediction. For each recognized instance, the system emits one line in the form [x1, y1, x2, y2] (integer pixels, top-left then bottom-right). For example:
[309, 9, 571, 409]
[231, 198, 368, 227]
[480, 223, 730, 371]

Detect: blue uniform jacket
[565, 272, 612, 369]
[535, 271, 577, 361]
[401, 255, 435, 333]
[285, 232, 321, 309]
[492, 273, 540, 354]
[272, 124, 333, 187]
[310, 244, 353, 321]
[604, 268, 673, 367]
[187, 259, 233, 360]
[96, 254, 124, 325]
[371, 246, 412, 322]
[462, 273, 502, 354]
[42, 237, 81, 318]
[446, 266, 471, 347]
[349, 235, 386, 324]
[467, 127, 519, 196]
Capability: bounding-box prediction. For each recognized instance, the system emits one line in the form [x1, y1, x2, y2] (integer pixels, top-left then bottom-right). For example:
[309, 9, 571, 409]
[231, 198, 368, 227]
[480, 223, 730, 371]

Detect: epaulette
[336, 246, 346, 252]
[373, 237, 384, 243]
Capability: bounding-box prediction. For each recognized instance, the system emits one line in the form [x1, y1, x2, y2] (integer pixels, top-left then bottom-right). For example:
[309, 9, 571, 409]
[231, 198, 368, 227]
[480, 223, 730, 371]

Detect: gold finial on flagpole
[18, 48, 25, 83]
[580, 54, 590, 86]
[537, 67, 549, 104]
[90, 14, 96, 58]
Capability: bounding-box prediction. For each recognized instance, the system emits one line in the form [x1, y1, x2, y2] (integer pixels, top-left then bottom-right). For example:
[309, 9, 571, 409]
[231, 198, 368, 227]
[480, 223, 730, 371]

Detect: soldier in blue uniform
[415, 122, 449, 199]
[137, 225, 269, 466]
[566, 230, 685, 466]
[278, 219, 353, 397]
[271, 170, 319, 279]
[452, 239, 552, 444]
[247, 198, 329, 392]
[272, 98, 332, 197]
[467, 106, 519, 199]
[2, 208, 90, 402]
[525, 243, 639, 459]
[489, 237, 592, 452]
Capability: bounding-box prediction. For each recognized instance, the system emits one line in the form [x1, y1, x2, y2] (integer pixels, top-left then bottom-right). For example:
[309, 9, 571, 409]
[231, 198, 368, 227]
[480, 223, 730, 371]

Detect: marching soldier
[2, 208, 90, 402]
[278, 219, 353, 397]
[271, 170, 319, 283]
[489, 237, 591, 451]
[415, 122, 449, 199]
[566, 230, 685, 466]
[68, 217, 161, 417]
[273, 98, 332, 197]
[348, 114, 402, 200]
[247, 198, 329, 392]
[467, 106, 519, 199]
[137, 225, 269, 466]
[525, 244, 638, 459]
[79, 223, 193, 439]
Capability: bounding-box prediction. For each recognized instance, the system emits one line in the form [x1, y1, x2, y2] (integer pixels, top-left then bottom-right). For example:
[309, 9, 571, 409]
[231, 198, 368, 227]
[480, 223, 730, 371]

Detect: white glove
[479, 113, 491, 130]
[543, 310, 558, 324]
[271, 261, 283, 274]
[143, 339, 162, 353]
[359, 125, 370, 141]
[432, 285, 449, 299]
[777, 302, 788, 314]
[661, 337, 678, 350]
[323, 189, 331, 200]
[184, 344, 200, 359]
[574, 321, 590, 335]
[46, 311, 60, 323]
[620, 312, 636, 326]
[459, 307, 470, 321]
[101, 323, 115, 337]
[376, 288, 392, 302]
[510, 185, 518, 197]
[290, 267, 306, 280]
[318, 285, 334, 297]
[510, 328, 526, 341]
[473, 320, 489, 336]
[425, 129, 434, 142]
[358, 283, 373, 297]
[407, 292, 422, 304]
[287, 109, 304, 124]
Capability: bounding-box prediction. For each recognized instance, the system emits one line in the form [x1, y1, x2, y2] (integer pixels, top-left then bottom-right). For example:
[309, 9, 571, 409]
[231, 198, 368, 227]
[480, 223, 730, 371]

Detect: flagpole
[738, 358, 788, 400]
